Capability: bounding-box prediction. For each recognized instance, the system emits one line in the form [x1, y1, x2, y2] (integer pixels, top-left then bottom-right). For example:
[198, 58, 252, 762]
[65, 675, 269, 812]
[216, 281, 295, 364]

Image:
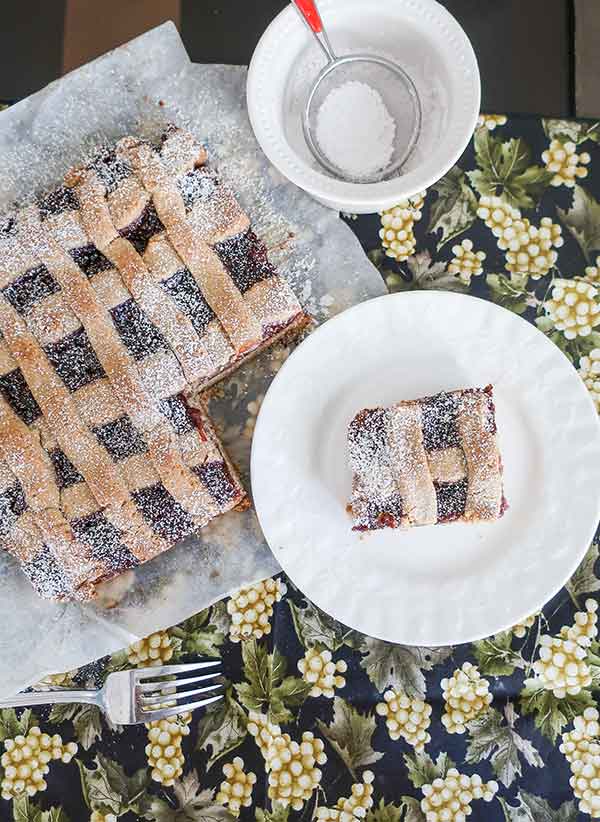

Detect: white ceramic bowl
[247, 0, 481, 213]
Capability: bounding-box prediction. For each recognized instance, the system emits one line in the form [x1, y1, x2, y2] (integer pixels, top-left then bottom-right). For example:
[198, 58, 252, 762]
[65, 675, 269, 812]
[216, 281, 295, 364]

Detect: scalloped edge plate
[251, 292, 600, 646]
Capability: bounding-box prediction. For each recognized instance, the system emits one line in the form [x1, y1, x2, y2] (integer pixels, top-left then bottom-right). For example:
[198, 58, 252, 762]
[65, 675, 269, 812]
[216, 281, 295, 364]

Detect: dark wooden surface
[0, 1, 596, 117]
[0, 1, 66, 102]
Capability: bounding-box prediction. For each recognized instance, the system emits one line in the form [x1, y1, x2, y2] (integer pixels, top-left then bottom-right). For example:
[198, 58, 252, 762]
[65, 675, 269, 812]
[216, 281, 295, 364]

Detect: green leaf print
[77, 753, 150, 815]
[72, 705, 102, 750]
[316, 696, 383, 778]
[499, 792, 578, 822]
[567, 542, 600, 604]
[556, 184, 600, 262]
[234, 640, 271, 712]
[365, 798, 404, 822]
[12, 797, 71, 822]
[270, 675, 312, 723]
[486, 273, 532, 315]
[359, 638, 451, 698]
[465, 704, 543, 787]
[41, 809, 71, 822]
[399, 797, 426, 822]
[427, 166, 478, 249]
[543, 118, 600, 145]
[196, 690, 247, 769]
[467, 130, 552, 208]
[288, 600, 360, 651]
[144, 771, 235, 822]
[0, 708, 39, 741]
[255, 806, 290, 822]
[48, 703, 102, 750]
[403, 253, 467, 291]
[209, 601, 232, 637]
[404, 751, 455, 789]
[473, 631, 525, 677]
[384, 252, 468, 293]
[12, 795, 42, 822]
[47, 704, 77, 724]
[171, 606, 227, 658]
[234, 641, 310, 723]
[519, 680, 594, 742]
[103, 648, 132, 678]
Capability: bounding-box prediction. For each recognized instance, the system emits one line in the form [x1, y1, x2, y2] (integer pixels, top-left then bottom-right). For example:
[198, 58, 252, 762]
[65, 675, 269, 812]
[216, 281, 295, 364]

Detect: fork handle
[0, 690, 102, 709]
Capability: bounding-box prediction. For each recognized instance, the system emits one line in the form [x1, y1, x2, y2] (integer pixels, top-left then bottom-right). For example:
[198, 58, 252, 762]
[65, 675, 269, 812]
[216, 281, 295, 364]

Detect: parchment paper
[0, 23, 386, 696]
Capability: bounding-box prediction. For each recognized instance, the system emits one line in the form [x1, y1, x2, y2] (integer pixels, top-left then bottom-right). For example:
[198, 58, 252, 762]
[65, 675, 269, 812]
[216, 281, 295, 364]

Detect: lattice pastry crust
[348, 387, 507, 531]
[0, 126, 309, 600]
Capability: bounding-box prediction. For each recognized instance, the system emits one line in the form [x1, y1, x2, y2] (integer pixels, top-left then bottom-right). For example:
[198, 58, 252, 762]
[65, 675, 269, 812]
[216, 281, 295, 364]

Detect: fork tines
[134, 660, 224, 722]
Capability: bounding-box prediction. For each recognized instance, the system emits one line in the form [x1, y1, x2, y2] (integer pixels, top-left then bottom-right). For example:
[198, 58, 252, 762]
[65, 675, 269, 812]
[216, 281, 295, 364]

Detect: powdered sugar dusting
[315, 81, 396, 181]
[348, 387, 506, 531]
[0, 24, 386, 698]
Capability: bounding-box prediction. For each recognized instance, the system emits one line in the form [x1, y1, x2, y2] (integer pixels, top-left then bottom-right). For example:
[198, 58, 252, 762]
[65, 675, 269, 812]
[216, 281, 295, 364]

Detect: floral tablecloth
[2, 112, 600, 822]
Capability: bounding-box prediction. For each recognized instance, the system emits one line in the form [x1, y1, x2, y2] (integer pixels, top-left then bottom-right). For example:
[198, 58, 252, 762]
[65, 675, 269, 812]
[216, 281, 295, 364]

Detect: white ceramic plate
[251, 292, 600, 646]
[247, 0, 480, 212]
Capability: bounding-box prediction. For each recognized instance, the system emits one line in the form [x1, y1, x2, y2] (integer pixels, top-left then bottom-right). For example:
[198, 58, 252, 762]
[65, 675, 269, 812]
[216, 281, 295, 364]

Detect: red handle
[292, 0, 323, 34]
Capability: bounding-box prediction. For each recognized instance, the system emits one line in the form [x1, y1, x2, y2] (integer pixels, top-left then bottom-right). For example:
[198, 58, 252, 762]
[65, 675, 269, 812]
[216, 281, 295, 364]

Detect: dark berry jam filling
[69, 244, 112, 279]
[178, 168, 219, 211]
[38, 186, 79, 219]
[352, 493, 403, 532]
[214, 229, 277, 294]
[119, 202, 164, 255]
[435, 479, 468, 523]
[2, 264, 60, 315]
[194, 460, 240, 506]
[421, 392, 460, 451]
[90, 150, 131, 194]
[348, 408, 388, 456]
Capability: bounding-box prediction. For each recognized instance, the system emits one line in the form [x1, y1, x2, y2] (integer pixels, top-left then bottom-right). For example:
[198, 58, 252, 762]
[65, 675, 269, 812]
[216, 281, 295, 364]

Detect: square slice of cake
[347, 386, 507, 531]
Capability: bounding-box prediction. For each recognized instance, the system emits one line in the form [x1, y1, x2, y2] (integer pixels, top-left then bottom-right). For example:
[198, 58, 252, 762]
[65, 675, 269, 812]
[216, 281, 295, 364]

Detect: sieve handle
[291, 0, 336, 61]
[292, 0, 323, 32]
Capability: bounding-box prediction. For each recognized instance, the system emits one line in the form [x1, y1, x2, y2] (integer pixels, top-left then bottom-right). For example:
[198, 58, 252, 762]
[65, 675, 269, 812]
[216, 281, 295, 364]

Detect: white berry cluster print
[376, 689, 432, 750]
[144, 712, 192, 786]
[1, 727, 77, 800]
[316, 771, 375, 822]
[543, 139, 591, 187]
[127, 630, 174, 667]
[421, 770, 499, 821]
[247, 708, 326, 811]
[561, 708, 600, 817]
[379, 192, 426, 262]
[216, 757, 256, 817]
[297, 648, 347, 697]
[543, 280, 600, 340]
[529, 600, 598, 697]
[441, 662, 493, 733]
[227, 578, 285, 642]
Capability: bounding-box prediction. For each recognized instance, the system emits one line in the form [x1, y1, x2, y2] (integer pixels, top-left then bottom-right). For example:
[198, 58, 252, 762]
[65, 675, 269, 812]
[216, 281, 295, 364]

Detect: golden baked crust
[0, 126, 309, 600]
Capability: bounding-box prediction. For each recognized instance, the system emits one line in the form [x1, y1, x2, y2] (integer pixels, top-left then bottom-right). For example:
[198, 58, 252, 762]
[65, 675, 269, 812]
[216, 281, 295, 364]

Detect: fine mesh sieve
[292, 0, 422, 184]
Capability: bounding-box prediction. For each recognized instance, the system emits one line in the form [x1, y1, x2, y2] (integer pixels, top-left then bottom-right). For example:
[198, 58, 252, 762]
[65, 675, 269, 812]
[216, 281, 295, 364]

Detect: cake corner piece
[347, 385, 507, 532]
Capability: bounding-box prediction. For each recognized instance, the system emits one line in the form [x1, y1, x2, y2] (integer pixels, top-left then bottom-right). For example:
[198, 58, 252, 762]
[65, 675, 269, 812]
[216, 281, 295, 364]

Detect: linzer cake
[0, 125, 309, 601]
[347, 386, 507, 531]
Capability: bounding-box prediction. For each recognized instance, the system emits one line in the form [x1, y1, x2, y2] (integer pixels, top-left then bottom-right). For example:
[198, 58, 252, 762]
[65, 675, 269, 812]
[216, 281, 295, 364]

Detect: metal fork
[0, 662, 223, 725]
